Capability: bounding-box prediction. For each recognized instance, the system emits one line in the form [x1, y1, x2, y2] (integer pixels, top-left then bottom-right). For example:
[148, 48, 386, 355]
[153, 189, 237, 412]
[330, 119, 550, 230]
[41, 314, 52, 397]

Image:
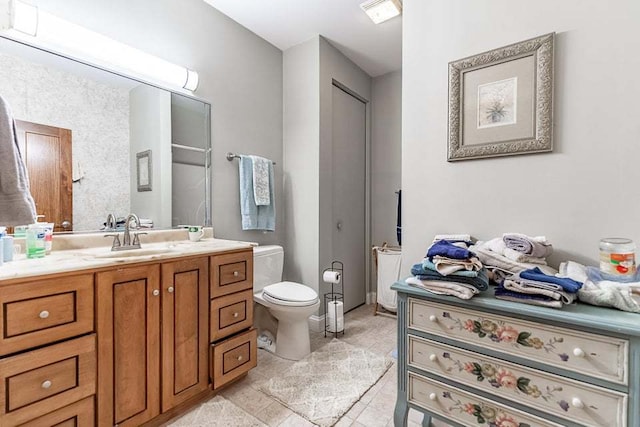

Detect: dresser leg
[421, 413, 431, 427]
[393, 396, 409, 426]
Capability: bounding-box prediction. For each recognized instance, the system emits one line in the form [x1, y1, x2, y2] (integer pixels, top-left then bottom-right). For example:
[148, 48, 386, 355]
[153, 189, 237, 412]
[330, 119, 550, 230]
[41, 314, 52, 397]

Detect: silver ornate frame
[448, 33, 554, 161]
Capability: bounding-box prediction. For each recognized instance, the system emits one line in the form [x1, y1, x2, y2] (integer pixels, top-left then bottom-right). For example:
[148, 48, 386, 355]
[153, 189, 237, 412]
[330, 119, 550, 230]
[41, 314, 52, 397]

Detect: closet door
[332, 84, 367, 312]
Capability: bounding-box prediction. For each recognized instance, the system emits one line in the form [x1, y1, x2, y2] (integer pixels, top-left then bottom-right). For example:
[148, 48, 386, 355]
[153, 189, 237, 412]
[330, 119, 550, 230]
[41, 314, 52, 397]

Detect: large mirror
[0, 36, 211, 233]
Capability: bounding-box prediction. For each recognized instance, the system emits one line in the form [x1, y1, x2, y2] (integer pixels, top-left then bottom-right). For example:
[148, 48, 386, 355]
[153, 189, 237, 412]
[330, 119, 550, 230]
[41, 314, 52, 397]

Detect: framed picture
[136, 150, 152, 191]
[448, 33, 554, 161]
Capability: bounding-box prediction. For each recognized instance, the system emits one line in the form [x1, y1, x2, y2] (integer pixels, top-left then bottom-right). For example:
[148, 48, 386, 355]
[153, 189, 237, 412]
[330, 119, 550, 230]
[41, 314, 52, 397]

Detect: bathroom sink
[91, 247, 177, 259]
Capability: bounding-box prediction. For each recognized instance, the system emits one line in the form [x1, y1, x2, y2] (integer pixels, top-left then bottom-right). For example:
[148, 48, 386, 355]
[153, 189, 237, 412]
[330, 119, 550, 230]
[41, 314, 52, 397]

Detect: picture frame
[447, 33, 554, 161]
[136, 150, 152, 191]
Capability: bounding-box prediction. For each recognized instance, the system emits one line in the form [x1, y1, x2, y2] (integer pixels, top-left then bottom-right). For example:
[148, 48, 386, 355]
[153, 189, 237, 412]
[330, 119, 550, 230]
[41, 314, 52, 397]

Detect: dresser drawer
[0, 334, 96, 426]
[211, 328, 257, 390]
[0, 274, 94, 356]
[409, 372, 562, 427]
[409, 298, 628, 384]
[210, 289, 254, 342]
[18, 396, 94, 427]
[409, 335, 628, 427]
[211, 250, 253, 297]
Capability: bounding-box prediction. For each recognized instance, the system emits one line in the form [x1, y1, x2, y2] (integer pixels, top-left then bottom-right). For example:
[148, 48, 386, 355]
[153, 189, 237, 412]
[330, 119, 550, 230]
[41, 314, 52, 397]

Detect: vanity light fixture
[360, 0, 402, 24]
[0, 0, 199, 91]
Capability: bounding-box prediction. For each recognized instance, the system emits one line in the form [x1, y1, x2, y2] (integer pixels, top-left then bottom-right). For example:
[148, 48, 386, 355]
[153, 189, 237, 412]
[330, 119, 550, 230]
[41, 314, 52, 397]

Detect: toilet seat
[262, 281, 319, 307]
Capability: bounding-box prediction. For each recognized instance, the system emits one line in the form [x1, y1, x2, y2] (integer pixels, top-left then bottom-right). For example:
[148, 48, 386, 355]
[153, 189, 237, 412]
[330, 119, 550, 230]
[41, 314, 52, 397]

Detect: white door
[332, 84, 367, 312]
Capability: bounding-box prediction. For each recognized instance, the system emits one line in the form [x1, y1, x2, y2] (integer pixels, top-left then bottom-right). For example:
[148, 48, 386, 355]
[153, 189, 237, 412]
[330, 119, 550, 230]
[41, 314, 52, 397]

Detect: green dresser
[391, 280, 640, 427]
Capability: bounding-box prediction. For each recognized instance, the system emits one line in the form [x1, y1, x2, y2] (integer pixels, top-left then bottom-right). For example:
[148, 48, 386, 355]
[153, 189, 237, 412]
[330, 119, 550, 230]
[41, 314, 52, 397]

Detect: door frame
[331, 79, 372, 309]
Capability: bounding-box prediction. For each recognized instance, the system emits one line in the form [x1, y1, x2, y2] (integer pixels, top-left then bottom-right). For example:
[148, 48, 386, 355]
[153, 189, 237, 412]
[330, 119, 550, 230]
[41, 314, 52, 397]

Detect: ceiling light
[360, 0, 402, 25]
[0, 0, 199, 91]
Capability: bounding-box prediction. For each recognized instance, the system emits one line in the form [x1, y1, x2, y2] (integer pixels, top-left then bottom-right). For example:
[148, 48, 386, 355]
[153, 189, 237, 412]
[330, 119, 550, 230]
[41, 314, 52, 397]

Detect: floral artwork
[477, 77, 517, 129]
[441, 311, 571, 362]
[443, 391, 530, 426]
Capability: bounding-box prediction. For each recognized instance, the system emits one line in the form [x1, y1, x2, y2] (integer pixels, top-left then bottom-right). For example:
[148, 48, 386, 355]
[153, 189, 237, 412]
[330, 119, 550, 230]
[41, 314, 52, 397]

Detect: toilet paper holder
[323, 261, 345, 338]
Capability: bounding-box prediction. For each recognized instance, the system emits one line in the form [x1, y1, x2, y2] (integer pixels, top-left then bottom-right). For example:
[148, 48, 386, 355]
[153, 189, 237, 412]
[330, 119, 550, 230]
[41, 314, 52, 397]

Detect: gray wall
[35, 0, 284, 244]
[371, 70, 402, 248]
[402, 0, 640, 274]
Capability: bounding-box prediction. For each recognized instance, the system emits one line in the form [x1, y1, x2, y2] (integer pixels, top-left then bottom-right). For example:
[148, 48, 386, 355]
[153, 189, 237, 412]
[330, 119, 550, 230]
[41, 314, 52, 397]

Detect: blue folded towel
[519, 267, 582, 293]
[495, 284, 556, 302]
[426, 240, 475, 260]
[239, 155, 275, 231]
[411, 263, 489, 291]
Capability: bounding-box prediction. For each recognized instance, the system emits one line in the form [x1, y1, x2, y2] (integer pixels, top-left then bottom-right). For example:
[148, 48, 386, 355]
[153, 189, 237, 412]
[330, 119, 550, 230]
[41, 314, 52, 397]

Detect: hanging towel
[250, 155, 271, 206]
[239, 155, 275, 231]
[396, 190, 401, 246]
[0, 95, 37, 226]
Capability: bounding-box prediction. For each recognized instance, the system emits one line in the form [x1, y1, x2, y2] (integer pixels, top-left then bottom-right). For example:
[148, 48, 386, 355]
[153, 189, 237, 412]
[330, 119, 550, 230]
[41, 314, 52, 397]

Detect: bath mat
[167, 395, 267, 427]
[259, 339, 393, 426]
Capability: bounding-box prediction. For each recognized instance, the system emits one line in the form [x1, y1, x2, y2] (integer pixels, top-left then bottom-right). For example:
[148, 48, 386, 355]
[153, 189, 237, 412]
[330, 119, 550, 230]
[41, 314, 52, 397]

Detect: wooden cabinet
[211, 328, 257, 390]
[392, 280, 640, 427]
[210, 250, 253, 297]
[97, 258, 209, 426]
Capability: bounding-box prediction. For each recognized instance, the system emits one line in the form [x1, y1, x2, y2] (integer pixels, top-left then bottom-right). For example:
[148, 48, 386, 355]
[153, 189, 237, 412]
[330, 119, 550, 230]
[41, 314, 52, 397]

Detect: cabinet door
[96, 265, 161, 427]
[161, 257, 209, 411]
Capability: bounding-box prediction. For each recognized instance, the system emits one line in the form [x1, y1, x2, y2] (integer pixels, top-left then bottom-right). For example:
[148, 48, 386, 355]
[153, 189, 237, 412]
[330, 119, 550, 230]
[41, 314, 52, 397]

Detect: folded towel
[431, 255, 482, 276]
[250, 155, 271, 206]
[0, 95, 37, 226]
[239, 155, 275, 231]
[433, 234, 472, 243]
[503, 233, 553, 258]
[494, 286, 563, 308]
[406, 277, 478, 300]
[471, 243, 558, 276]
[427, 240, 475, 260]
[484, 238, 547, 265]
[520, 267, 582, 293]
[503, 279, 577, 304]
[411, 263, 489, 291]
[422, 258, 479, 277]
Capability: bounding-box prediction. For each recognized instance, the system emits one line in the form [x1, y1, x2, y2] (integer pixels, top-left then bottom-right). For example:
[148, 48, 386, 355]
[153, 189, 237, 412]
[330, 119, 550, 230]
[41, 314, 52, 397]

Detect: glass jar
[599, 238, 636, 276]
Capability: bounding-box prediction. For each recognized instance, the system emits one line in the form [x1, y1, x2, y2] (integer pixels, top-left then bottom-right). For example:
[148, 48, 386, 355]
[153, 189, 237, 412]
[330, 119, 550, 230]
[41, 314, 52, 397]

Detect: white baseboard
[367, 292, 377, 305]
[308, 314, 325, 332]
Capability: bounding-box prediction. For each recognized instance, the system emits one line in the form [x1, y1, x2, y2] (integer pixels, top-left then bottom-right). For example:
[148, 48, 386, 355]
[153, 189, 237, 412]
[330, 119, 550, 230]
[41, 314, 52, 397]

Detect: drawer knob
[428, 315, 438, 322]
[41, 380, 52, 389]
[168, 286, 175, 293]
[429, 354, 437, 362]
[428, 393, 437, 401]
[573, 347, 585, 357]
[237, 355, 243, 361]
[571, 397, 584, 409]
[153, 289, 160, 297]
[233, 271, 239, 277]
[233, 312, 239, 318]
[39, 310, 50, 319]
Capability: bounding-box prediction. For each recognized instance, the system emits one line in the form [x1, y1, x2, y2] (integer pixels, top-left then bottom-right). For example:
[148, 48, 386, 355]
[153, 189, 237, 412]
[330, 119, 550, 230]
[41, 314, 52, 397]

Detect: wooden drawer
[211, 328, 257, 390]
[210, 289, 254, 342]
[0, 274, 94, 356]
[409, 335, 628, 427]
[211, 250, 253, 297]
[408, 298, 628, 384]
[409, 372, 562, 427]
[0, 334, 96, 426]
[18, 396, 94, 427]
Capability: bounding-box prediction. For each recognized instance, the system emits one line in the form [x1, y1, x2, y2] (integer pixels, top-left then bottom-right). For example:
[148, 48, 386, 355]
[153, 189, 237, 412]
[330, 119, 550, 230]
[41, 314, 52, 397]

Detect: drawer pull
[428, 392, 437, 401]
[153, 289, 160, 297]
[571, 397, 585, 409]
[237, 355, 243, 361]
[573, 347, 586, 357]
[233, 271, 239, 277]
[41, 380, 52, 389]
[168, 286, 175, 293]
[233, 312, 239, 318]
[39, 310, 50, 319]
[429, 353, 437, 362]
[428, 315, 438, 322]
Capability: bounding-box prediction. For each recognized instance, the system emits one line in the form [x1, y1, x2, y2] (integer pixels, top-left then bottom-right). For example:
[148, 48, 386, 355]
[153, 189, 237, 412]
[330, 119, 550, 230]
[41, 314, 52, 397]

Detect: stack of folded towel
[494, 267, 582, 308]
[407, 238, 489, 300]
[471, 233, 557, 284]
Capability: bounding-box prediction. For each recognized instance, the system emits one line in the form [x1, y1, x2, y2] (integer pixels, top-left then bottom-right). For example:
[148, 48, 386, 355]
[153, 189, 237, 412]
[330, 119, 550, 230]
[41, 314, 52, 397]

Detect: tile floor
[168, 304, 439, 427]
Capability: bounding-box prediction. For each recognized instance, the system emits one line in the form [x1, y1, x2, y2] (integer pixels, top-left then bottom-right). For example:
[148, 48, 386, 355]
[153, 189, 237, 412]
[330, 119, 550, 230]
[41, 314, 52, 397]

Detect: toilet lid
[263, 281, 319, 306]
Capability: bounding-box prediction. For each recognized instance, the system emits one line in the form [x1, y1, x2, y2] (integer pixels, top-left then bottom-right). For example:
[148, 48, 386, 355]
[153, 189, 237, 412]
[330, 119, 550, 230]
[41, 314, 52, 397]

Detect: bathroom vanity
[0, 233, 256, 426]
[392, 280, 640, 427]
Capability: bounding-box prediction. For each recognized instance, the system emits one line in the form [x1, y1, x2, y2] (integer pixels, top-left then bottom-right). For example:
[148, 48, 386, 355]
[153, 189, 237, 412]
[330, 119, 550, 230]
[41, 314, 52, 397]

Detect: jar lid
[600, 238, 634, 246]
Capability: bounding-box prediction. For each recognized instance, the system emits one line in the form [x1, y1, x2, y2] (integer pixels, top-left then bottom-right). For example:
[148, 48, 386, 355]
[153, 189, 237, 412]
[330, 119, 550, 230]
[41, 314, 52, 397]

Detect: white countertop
[0, 237, 255, 282]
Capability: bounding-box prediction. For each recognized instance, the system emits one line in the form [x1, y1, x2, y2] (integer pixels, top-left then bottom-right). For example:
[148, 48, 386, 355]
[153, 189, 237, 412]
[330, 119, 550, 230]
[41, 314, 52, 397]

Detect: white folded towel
[250, 155, 271, 206]
[406, 277, 478, 300]
[433, 234, 472, 242]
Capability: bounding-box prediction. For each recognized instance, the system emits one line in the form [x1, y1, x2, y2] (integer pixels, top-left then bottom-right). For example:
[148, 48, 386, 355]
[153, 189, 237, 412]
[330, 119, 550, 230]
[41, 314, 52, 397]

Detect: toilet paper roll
[323, 270, 341, 284]
[327, 301, 344, 333]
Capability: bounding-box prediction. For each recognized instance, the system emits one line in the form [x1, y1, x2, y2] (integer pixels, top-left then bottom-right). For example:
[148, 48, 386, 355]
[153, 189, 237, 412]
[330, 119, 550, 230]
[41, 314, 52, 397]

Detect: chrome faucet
[105, 213, 146, 251]
[105, 213, 117, 231]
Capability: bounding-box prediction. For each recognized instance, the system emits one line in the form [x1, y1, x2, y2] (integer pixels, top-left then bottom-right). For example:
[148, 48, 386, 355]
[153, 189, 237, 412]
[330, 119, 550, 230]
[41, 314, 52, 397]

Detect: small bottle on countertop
[26, 224, 46, 259]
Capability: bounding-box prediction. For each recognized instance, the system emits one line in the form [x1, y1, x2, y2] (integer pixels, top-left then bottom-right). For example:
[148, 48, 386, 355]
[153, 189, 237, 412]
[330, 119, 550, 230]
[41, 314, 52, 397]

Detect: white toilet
[253, 245, 320, 360]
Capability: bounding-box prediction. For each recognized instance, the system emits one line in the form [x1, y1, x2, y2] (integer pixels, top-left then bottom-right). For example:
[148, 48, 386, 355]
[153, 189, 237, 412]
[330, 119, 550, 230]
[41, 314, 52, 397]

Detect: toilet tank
[253, 245, 284, 292]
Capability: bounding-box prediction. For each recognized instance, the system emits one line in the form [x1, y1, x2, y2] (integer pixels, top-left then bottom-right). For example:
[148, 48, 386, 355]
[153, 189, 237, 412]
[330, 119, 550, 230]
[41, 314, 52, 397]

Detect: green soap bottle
[26, 224, 46, 259]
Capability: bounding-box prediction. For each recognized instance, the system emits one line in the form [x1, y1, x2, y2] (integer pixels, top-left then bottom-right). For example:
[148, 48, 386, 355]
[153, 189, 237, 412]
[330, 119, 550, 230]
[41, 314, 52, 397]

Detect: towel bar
[226, 152, 276, 165]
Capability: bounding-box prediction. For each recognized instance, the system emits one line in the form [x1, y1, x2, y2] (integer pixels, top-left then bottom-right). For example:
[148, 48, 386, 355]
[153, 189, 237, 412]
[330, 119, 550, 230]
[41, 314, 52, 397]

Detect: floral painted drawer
[409, 335, 628, 427]
[409, 372, 563, 427]
[408, 299, 628, 385]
